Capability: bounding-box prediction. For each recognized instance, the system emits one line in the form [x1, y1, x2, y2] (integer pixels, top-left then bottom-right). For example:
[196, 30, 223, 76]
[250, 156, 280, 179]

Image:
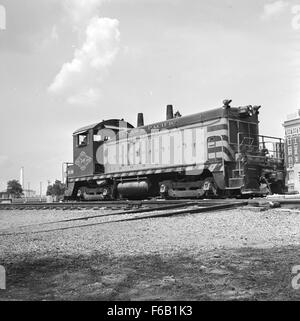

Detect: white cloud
[261, 1, 289, 20]
[292, 5, 300, 30]
[63, 0, 106, 25]
[67, 88, 102, 105]
[48, 0, 120, 105]
[48, 17, 120, 104]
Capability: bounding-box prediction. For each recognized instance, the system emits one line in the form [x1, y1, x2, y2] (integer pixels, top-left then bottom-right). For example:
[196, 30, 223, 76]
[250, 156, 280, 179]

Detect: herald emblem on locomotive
[64, 100, 285, 201]
[75, 151, 92, 171]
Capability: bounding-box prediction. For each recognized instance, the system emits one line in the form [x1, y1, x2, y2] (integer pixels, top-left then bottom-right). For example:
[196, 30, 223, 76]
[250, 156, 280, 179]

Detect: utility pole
[40, 182, 42, 201]
[20, 167, 24, 190]
[62, 162, 65, 184]
[47, 180, 51, 197]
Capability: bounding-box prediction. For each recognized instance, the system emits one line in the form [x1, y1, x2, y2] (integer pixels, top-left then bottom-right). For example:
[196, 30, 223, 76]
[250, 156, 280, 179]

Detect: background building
[283, 111, 300, 193]
[22, 189, 36, 198]
[0, 191, 12, 200]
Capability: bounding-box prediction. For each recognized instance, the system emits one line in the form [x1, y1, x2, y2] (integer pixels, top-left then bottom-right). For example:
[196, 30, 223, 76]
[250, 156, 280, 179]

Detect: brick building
[283, 110, 300, 192]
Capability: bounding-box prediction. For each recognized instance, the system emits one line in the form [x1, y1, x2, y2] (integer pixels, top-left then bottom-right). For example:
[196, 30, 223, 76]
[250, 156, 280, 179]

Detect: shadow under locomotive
[64, 100, 285, 201]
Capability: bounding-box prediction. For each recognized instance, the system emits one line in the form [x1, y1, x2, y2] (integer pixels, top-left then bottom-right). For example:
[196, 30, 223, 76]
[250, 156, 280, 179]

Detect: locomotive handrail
[237, 132, 284, 158]
[236, 131, 284, 176]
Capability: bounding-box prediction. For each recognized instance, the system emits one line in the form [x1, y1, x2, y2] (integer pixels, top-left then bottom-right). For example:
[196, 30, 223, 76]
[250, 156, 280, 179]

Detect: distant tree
[7, 180, 23, 198]
[47, 180, 66, 197]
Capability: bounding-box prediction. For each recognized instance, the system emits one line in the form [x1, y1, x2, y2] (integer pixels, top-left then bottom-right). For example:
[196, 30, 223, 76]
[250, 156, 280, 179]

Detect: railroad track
[0, 199, 248, 236]
[0, 198, 236, 211]
[2, 197, 300, 237]
[248, 198, 300, 209]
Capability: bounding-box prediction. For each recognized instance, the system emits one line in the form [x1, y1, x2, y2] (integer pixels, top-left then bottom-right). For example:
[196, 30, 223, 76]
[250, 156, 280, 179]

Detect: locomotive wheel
[159, 184, 170, 199]
[260, 177, 272, 195]
[270, 181, 284, 195]
[77, 188, 85, 201]
[203, 177, 219, 198]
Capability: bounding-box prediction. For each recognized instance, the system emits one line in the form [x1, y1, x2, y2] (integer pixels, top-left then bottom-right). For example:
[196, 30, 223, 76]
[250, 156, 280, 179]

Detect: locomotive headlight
[248, 106, 254, 116]
[238, 105, 254, 117]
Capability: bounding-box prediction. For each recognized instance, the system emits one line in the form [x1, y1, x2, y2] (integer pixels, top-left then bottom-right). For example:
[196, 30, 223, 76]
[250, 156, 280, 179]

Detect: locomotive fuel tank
[117, 181, 149, 199]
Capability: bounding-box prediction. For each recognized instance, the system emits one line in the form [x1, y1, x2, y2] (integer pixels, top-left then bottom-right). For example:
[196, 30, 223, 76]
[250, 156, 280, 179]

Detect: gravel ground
[0, 207, 300, 300]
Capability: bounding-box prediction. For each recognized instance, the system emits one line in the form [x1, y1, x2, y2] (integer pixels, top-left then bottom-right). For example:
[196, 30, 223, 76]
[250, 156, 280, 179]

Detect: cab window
[93, 134, 110, 142]
[77, 133, 88, 146]
[229, 120, 258, 146]
[93, 135, 102, 142]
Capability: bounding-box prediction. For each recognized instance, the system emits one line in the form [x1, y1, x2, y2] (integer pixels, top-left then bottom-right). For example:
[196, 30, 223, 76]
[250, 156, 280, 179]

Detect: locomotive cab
[65, 119, 134, 199]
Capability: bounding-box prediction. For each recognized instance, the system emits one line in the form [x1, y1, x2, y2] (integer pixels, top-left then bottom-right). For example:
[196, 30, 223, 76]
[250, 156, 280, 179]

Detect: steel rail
[0, 201, 248, 236]
[2, 201, 203, 231]
[0, 199, 235, 210]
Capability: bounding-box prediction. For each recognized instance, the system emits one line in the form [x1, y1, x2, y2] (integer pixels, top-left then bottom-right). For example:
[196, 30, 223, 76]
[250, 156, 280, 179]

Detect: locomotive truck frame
[65, 100, 285, 200]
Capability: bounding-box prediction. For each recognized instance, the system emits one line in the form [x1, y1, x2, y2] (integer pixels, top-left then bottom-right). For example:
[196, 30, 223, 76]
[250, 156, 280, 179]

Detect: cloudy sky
[0, 0, 300, 192]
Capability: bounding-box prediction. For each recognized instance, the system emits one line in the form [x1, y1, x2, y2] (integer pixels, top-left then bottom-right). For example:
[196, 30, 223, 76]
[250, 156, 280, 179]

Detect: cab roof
[73, 119, 134, 135]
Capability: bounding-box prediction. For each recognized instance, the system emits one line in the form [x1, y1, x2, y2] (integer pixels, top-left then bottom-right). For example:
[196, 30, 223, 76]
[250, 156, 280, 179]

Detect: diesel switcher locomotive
[65, 100, 285, 200]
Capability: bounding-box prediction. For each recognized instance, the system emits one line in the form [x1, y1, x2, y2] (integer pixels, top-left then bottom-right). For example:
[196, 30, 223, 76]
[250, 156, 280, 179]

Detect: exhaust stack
[137, 113, 144, 127]
[166, 105, 174, 120]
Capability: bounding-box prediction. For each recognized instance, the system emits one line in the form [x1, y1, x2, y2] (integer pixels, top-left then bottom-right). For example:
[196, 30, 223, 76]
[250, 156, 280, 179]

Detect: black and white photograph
[1, 0, 300, 308]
